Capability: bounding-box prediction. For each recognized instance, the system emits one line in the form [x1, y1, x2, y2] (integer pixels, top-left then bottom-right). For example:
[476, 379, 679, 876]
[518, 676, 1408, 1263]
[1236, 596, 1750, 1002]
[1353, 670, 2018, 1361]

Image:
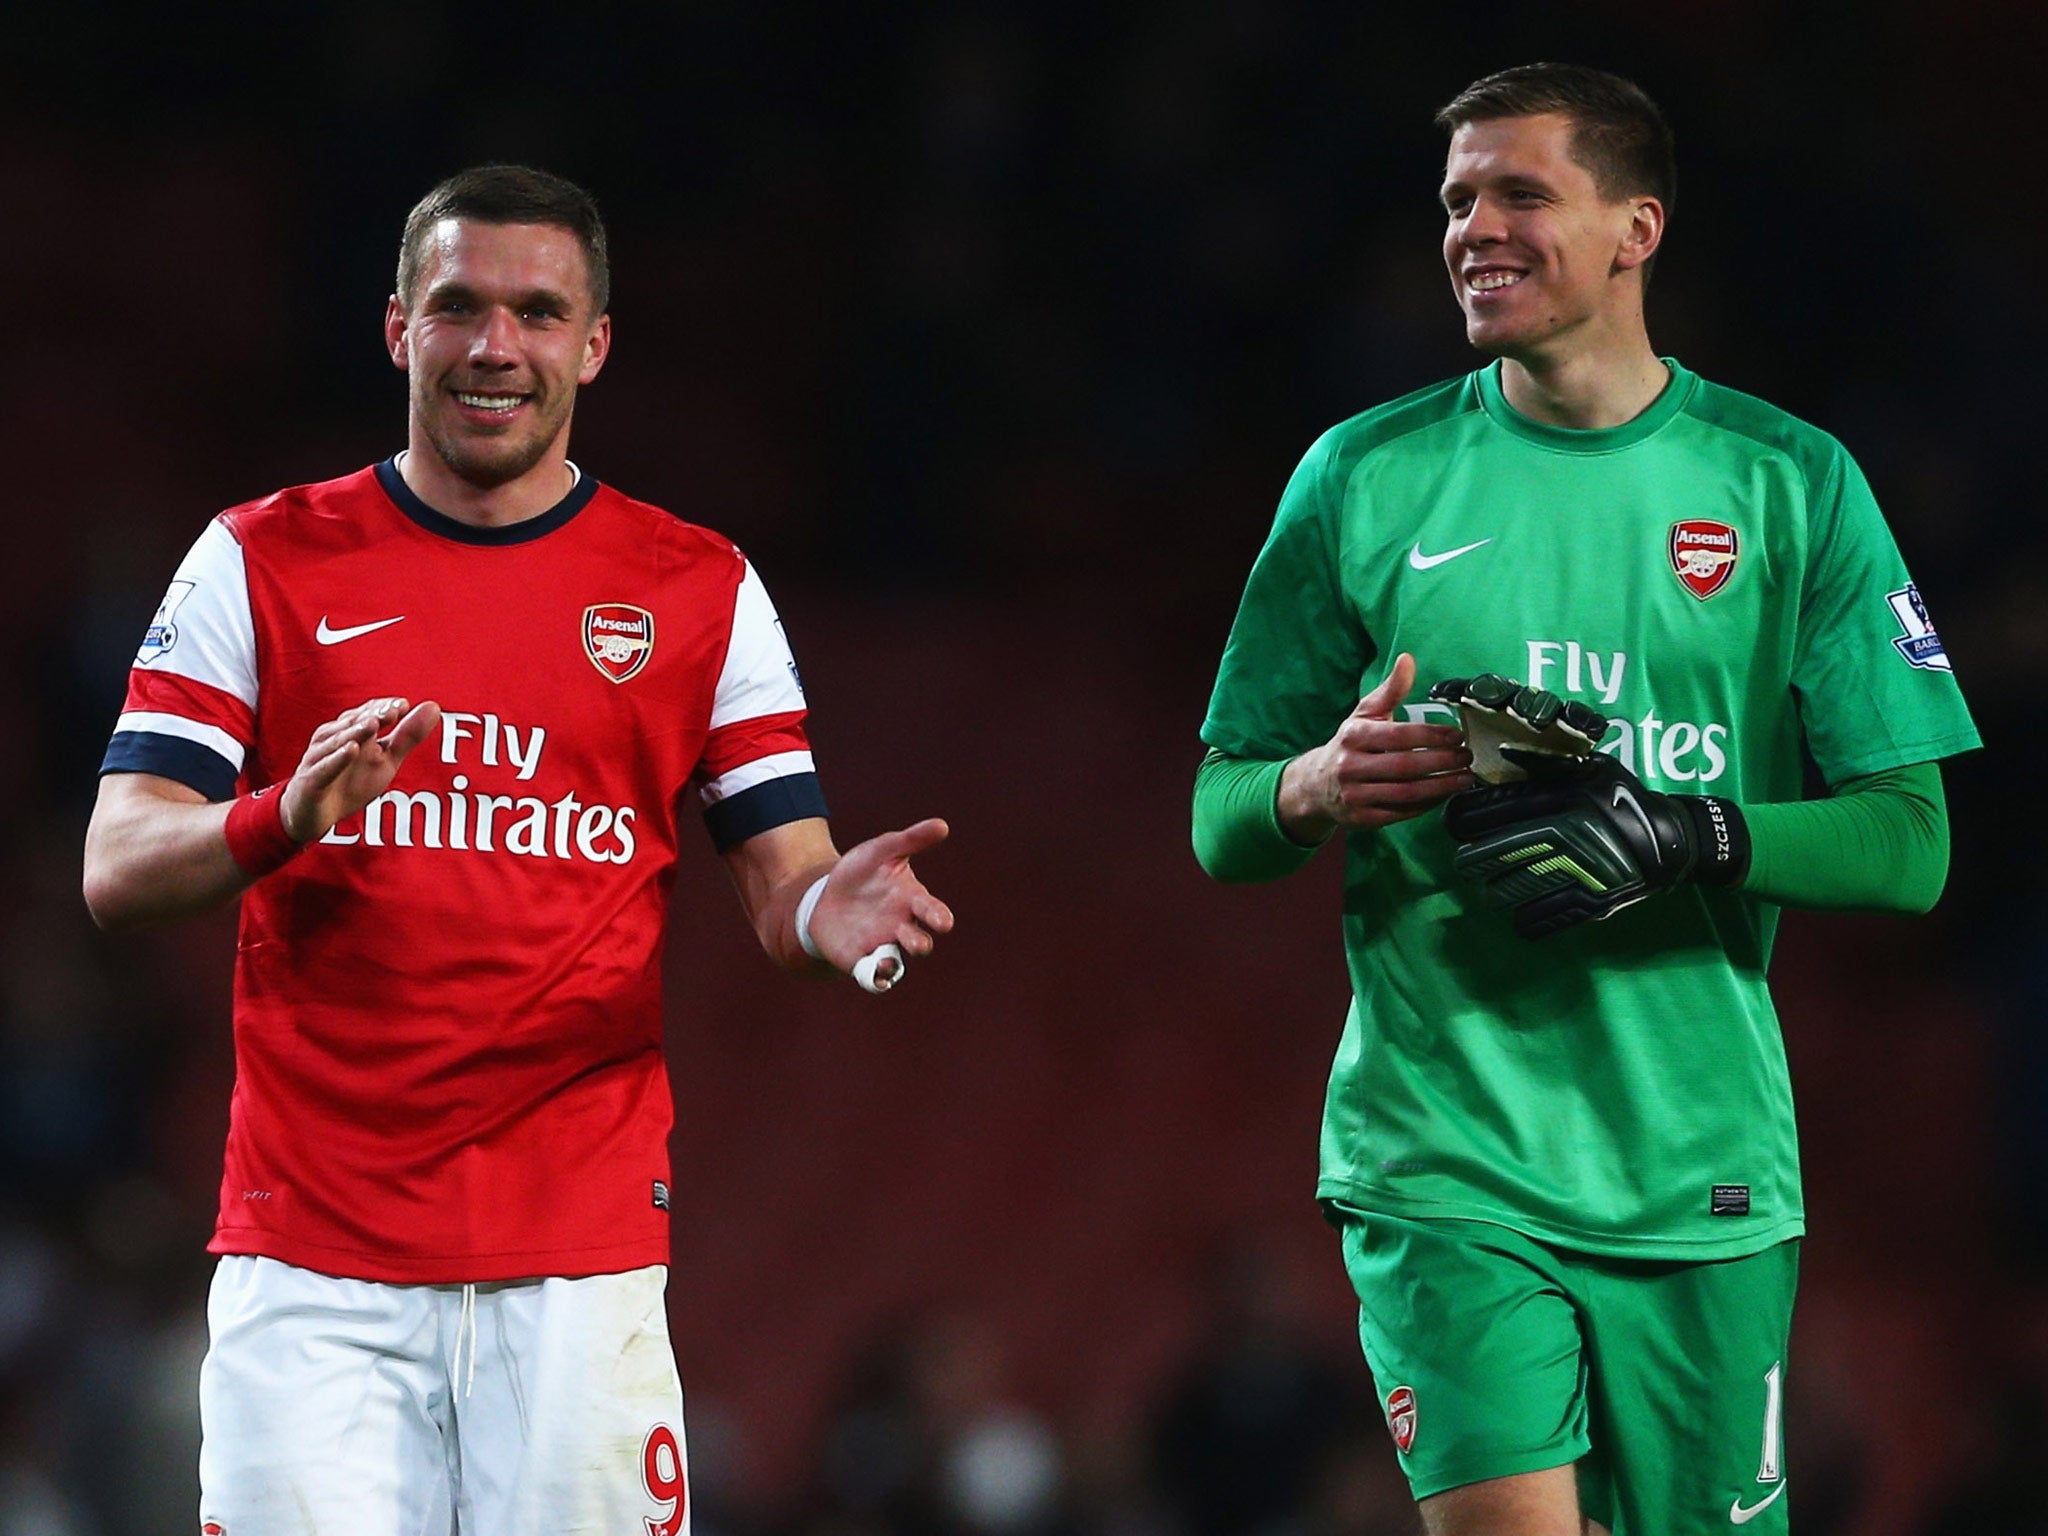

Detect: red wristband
[223, 786, 306, 877]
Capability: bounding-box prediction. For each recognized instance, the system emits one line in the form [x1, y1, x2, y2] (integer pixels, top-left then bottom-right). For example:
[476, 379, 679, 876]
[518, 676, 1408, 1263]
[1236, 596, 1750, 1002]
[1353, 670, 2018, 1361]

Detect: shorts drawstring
[455, 1282, 478, 1399]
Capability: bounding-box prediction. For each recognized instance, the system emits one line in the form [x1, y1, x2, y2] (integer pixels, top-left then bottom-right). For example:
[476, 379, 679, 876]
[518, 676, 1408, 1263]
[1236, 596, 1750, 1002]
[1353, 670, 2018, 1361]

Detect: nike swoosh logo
[1729, 1482, 1787, 1524]
[316, 615, 406, 645]
[1611, 783, 1658, 845]
[1408, 538, 1492, 570]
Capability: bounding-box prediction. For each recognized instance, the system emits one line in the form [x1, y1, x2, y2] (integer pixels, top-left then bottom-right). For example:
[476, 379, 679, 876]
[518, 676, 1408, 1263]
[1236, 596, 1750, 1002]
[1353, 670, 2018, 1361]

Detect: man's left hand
[807, 818, 954, 987]
[1442, 754, 1749, 939]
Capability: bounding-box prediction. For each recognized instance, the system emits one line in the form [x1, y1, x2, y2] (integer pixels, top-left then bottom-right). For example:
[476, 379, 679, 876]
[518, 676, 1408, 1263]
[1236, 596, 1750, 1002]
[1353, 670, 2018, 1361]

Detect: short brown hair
[1436, 64, 1675, 214]
[395, 164, 610, 314]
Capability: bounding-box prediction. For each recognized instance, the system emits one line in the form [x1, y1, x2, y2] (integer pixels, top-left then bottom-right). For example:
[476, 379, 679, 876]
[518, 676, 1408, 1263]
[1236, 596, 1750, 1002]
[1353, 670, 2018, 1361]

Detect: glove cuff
[1679, 795, 1751, 887]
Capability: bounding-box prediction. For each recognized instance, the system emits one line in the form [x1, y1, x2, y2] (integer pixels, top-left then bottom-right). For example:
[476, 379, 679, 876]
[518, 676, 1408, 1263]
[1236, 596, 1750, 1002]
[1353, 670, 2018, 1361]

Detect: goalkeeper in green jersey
[1194, 63, 1978, 1536]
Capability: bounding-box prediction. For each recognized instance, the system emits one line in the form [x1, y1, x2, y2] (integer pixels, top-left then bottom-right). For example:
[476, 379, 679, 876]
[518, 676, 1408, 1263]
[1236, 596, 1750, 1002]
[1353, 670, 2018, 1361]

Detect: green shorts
[1335, 1208, 1796, 1534]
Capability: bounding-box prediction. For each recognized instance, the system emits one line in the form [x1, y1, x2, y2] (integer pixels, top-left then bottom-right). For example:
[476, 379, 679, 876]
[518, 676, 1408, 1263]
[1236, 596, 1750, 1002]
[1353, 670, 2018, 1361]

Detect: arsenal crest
[1385, 1385, 1418, 1454]
[584, 604, 655, 684]
[1669, 520, 1739, 600]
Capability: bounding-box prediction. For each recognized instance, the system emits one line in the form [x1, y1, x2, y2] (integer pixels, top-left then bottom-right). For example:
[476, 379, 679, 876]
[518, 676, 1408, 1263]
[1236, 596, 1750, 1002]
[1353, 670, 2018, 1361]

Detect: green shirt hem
[1824, 728, 1982, 782]
[1317, 1181, 1807, 1263]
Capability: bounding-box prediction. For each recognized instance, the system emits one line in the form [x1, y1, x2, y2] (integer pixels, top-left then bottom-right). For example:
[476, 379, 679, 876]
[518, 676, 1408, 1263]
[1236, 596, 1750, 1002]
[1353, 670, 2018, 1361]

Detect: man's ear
[1614, 195, 1665, 275]
[384, 294, 410, 371]
[578, 313, 612, 386]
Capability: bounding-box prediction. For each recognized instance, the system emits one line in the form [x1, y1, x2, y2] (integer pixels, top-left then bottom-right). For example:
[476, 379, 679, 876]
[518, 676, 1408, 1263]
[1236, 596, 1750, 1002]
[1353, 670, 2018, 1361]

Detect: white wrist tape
[795, 875, 829, 961]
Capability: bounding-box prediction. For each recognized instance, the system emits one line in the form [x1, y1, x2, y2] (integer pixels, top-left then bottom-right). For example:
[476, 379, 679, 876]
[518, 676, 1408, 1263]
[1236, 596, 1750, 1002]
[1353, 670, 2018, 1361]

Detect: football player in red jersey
[83, 165, 951, 1536]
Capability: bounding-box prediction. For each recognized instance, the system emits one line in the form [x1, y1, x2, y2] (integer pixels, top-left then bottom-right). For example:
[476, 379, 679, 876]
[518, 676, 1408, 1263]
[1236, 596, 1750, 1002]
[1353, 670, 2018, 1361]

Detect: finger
[335, 704, 390, 738]
[301, 737, 363, 788]
[868, 817, 951, 862]
[300, 719, 363, 762]
[910, 892, 954, 933]
[1336, 747, 1475, 783]
[1464, 674, 1517, 708]
[1336, 718, 1468, 753]
[1351, 770, 1466, 806]
[343, 696, 401, 728]
[1340, 771, 1475, 812]
[897, 922, 936, 957]
[1352, 653, 1418, 721]
[852, 944, 904, 994]
[377, 700, 443, 761]
[1511, 686, 1563, 728]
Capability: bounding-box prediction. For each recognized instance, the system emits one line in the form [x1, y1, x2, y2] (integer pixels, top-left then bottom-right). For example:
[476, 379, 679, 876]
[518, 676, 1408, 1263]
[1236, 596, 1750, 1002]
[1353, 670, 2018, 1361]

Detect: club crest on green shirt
[1670, 519, 1740, 599]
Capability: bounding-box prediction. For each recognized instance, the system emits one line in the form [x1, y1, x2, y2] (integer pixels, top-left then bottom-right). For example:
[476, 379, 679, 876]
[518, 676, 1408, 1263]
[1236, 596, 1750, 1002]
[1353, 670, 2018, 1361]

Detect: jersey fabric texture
[1201, 361, 1980, 1261]
[1337, 1211, 1795, 1531]
[103, 460, 826, 1283]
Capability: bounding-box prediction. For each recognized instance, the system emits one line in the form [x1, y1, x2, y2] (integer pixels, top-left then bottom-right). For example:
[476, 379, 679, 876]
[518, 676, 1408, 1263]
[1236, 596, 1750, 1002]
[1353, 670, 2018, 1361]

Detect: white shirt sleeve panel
[699, 749, 818, 806]
[134, 518, 259, 709]
[708, 559, 807, 729]
[108, 711, 248, 772]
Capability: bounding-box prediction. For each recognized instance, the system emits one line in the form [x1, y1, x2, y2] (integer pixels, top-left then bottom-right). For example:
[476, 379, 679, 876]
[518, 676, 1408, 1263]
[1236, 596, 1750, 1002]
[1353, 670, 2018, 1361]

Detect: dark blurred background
[3, 2, 2044, 1532]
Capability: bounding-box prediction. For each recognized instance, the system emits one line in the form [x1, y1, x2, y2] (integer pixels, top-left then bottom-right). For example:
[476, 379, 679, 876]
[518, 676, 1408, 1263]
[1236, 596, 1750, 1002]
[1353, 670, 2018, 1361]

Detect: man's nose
[469, 307, 520, 364]
[1458, 199, 1508, 247]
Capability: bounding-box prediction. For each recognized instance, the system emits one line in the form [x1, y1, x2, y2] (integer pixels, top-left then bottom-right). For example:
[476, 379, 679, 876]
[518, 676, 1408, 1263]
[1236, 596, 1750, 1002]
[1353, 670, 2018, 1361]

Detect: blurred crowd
[3, 1, 2045, 1531]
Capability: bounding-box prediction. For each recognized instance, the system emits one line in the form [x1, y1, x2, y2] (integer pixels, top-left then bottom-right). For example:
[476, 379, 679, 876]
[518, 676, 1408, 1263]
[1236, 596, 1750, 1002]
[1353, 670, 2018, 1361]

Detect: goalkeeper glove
[1428, 674, 1610, 784]
[1442, 751, 1751, 939]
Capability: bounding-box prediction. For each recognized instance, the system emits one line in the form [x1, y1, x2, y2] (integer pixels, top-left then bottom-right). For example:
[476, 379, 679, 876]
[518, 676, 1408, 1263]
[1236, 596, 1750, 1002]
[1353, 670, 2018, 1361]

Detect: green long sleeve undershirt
[1191, 749, 1949, 914]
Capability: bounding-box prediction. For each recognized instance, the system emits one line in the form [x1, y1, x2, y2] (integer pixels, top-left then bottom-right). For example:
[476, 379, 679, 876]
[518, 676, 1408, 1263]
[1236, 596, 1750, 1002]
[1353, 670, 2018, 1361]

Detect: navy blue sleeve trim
[704, 772, 829, 853]
[100, 732, 240, 803]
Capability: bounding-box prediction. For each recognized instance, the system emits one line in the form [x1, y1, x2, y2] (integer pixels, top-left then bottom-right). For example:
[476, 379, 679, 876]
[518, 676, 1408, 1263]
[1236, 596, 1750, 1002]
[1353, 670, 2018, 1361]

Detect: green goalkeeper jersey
[1201, 359, 1980, 1260]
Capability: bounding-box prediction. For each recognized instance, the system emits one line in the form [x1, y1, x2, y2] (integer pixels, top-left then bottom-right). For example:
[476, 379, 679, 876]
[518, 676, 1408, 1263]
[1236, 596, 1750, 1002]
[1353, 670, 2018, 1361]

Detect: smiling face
[1440, 112, 1658, 364]
[383, 218, 611, 492]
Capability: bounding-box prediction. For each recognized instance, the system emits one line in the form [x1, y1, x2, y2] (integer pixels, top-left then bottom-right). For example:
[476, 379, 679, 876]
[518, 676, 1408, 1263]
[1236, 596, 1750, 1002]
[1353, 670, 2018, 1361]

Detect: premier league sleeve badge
[1886, 584, 1952, 672]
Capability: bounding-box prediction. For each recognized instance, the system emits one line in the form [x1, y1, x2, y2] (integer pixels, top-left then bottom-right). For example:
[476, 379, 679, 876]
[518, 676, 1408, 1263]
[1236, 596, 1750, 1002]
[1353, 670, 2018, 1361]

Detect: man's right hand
[86, 694, 443, 930]
[1276, 653, 1473, 843]
[280, 697, 443, 843]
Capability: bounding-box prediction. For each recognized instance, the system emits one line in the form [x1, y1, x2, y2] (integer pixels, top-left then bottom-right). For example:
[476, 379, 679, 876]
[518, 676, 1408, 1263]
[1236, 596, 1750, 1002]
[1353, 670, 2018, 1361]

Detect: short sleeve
[1788, 447, 1980, 783]
[1200, 431, 1375, 760]
[100, 518, 258, 801]
[697, 558, 830, 851]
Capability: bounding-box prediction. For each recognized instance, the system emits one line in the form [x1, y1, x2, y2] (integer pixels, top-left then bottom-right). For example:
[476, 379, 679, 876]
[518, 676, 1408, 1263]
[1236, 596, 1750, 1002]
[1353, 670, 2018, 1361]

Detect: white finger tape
[852, 943, 905, 994]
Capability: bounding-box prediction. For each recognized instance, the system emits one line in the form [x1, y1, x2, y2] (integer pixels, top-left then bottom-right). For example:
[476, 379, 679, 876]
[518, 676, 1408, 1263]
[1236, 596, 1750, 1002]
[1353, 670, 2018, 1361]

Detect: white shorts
[198, 1255, 688, 1536]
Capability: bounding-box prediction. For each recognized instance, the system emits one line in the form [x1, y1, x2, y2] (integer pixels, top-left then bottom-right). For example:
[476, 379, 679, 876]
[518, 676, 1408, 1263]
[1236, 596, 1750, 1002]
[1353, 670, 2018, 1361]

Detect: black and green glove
[1428, 674, 1610, 784]
[1442, 742, 1751, 940]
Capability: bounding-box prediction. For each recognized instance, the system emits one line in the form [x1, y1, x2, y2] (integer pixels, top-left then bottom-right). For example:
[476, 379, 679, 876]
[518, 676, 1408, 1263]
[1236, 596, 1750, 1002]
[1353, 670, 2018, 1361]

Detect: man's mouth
[453, 390, 529, 415]
[1466, 269, 1525, 293]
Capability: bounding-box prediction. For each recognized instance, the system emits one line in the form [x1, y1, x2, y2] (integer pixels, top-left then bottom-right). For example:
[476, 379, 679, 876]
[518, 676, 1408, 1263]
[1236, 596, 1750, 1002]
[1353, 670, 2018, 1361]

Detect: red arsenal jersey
[105, 460, 826, 1282]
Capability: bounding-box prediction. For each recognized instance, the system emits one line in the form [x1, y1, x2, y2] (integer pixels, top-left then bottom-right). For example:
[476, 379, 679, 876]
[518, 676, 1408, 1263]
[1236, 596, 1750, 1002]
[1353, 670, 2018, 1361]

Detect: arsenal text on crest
[584, 604, 655, 684]
[1669, 520, 1740, 600]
